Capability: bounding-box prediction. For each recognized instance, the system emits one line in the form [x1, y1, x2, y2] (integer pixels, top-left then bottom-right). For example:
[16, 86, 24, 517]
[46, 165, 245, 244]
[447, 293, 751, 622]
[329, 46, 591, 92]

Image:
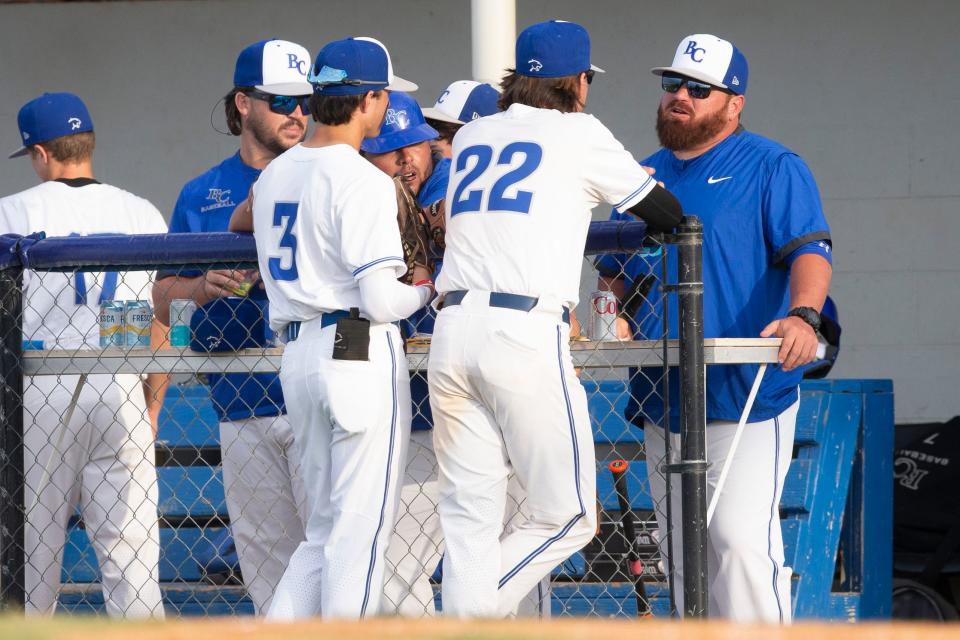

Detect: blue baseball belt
[441, 290, 571, 325]
[284, 310, 350, 342]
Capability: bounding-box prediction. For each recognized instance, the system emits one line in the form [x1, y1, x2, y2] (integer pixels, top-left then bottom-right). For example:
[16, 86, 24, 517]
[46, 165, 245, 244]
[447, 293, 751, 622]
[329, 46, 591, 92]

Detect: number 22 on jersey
[450, 142, 543, 216]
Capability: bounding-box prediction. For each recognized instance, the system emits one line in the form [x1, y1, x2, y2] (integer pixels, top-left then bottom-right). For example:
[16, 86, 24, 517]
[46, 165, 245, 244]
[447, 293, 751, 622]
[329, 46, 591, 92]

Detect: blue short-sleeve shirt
[163, 152, 284, 422]
[604, 129, 831, 428]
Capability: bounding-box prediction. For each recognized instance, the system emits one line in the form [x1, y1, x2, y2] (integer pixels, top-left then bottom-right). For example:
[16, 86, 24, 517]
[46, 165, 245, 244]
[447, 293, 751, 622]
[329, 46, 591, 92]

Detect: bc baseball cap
[515, 20, 605, 79]
[422, 81, 500, 125]
[309, 36, 417, 96]
[234, 38, 313, 96]
[651, 34, 749, 95]
[9, 92, 93, 159]
[361, 92, 438, 154]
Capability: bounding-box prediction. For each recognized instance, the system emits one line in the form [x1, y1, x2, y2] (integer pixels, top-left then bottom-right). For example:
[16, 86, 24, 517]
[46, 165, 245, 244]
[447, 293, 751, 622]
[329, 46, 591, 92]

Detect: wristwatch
[787, 306, 821, 332]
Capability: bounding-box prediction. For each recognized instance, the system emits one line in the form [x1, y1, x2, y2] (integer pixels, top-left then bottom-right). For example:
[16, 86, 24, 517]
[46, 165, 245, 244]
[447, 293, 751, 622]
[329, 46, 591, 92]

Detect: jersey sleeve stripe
[352, 256, 405, 278]
[613, 175, 656, 212]
[772, 231, 831, 266]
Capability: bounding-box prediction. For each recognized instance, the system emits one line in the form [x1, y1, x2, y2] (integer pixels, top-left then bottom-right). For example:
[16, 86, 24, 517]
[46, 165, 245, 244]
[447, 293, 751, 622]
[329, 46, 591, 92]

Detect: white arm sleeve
[358, 268, 432, 323]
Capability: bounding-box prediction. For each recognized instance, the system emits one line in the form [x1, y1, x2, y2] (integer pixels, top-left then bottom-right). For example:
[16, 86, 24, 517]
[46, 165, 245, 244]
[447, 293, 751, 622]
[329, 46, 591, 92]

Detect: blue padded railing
[2, 220, 652, 273]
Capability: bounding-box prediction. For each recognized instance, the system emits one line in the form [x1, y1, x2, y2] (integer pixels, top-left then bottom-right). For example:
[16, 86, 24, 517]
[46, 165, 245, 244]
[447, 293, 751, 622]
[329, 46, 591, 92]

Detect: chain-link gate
[0, 220, 711, 619]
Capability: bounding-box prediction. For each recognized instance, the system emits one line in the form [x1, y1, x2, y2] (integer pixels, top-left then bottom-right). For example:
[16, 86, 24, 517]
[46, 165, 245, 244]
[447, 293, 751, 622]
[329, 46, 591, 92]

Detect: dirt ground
[1, 617, 958, 640]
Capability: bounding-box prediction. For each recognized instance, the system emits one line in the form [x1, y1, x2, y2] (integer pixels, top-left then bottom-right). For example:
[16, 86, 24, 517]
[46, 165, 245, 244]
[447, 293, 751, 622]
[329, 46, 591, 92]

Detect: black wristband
[787, 306, 821, 332]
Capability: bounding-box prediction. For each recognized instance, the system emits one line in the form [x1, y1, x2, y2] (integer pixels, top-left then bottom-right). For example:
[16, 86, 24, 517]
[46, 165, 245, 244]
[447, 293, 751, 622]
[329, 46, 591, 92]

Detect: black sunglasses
[661, 74, 725, 100]
[585, 69, 595, 85]
[244, 88, 311, 116]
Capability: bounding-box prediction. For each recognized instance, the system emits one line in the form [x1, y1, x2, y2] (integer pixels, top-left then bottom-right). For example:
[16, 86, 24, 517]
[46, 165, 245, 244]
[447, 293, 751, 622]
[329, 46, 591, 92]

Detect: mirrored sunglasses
[661, 74, 725, 100]
[245, 89, 311, 116]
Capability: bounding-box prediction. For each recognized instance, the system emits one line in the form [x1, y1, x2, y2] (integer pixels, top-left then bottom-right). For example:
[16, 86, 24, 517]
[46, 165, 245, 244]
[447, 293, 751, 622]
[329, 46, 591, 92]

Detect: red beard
[656, 98, 730, 152]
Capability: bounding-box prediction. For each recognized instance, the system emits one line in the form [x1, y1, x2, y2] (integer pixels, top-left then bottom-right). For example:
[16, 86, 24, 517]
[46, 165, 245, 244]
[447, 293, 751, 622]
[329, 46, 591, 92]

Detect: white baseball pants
[267, 318, 409, 620]
[220, 414, 307, 615]
[24, 373, 163, 618]
[645, 399, 798, 623]
[383, 429, 552, 617]
[428, 295, 596, 618]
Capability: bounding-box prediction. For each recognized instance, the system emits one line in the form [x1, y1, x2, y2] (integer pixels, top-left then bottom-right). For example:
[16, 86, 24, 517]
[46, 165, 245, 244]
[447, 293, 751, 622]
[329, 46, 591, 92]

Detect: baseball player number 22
[450, 142, 543, 215]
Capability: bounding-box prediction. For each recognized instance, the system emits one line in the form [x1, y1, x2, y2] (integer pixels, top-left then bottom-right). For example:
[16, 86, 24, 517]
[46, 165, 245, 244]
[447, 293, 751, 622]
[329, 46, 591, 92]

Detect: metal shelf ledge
[22, 338, 781, 376]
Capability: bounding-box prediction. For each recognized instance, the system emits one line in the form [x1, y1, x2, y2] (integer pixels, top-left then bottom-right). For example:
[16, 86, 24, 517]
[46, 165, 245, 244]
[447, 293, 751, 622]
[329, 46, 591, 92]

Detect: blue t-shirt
[406, 157, 450, 430]
[163, 152, 285, 422]
[597, 129, 831, 428]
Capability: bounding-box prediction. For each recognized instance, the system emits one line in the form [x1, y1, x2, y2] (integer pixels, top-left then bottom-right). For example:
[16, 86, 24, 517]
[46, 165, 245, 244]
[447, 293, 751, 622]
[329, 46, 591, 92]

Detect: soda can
[169, 299, 197, 347]
[588, 290, 621, 342]
[99, 301, 126, 348]
[124, 300, 153, 348]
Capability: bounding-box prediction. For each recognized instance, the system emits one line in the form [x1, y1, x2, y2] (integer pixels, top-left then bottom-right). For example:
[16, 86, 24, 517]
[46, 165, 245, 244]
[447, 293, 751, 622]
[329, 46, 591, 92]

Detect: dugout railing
[0, 218, 769, 618]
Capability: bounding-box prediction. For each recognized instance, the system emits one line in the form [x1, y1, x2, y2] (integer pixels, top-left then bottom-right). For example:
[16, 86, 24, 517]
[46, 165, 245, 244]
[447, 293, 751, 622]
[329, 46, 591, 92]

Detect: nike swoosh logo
[707, 176, 732, 184]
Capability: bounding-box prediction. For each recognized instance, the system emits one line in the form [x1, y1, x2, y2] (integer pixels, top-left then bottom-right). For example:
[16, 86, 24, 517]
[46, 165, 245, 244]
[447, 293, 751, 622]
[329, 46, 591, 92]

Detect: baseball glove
[394, 176, 432, 284]
[422, 197, 447, 257]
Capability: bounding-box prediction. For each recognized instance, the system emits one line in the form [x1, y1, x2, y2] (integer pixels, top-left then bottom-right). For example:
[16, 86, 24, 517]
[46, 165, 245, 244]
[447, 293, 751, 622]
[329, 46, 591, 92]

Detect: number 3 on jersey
[451, 142, 543, 215]
[269, 202, 299, 281]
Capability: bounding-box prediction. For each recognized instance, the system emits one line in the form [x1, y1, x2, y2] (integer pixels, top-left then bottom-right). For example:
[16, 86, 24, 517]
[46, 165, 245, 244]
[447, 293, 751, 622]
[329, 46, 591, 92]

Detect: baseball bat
[608, 459, 653, 617]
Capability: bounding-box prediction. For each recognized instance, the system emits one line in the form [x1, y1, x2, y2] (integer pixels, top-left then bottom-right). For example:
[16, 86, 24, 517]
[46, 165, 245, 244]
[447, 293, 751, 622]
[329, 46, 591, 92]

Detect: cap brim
[255, 82, 314, 96]
[650, 66, 728, 90]
[386, 76, 418, 92]
[8, 146, 28, 159]
[421, 107, 463, 125]
[361, 122, 439, 154]
[590, 64, 605, 73]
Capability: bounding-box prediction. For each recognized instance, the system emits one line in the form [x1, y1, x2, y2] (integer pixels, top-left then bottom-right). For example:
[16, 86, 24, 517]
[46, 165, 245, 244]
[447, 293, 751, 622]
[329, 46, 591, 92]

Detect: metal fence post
[675, 216, 707, 617]
[0, 265, 25, 610]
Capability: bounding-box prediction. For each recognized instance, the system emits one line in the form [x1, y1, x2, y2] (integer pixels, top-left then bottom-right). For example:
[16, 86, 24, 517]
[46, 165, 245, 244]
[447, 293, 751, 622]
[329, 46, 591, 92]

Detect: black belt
[285, 310, 349, 342]
[441, 290, 570, 324]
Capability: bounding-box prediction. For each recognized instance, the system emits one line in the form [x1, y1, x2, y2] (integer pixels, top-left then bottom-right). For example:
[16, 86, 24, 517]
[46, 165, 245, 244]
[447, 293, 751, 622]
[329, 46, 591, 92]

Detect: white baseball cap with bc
[422, 81, 500, 125]
[651, 34, 749, 95]
[234, 39, 314, 96]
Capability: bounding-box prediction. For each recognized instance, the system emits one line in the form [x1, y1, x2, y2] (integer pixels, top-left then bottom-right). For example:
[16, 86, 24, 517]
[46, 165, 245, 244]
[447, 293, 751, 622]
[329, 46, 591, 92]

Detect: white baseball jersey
[437, 103, 656, 307]
[252, 143, 407, 332]
[0, 179, 166, 617]
[0, 180, 167, 349]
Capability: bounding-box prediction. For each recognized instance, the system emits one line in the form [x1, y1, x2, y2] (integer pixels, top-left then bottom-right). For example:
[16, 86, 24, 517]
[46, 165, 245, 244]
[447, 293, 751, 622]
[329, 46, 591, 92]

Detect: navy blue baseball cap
[233, 39, 313, 96]
[309, 36, 417, 96]
[422, 81, 500, 125]
[651, 34, 749, 95]
[9, 92, 93, 159]
[361, 92, 438, 154]
[515, 20, 605, 79]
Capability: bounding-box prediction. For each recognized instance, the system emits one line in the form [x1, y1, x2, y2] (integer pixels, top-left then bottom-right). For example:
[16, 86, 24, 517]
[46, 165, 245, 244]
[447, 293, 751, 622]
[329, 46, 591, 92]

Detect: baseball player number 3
[269, 203, 299, 281]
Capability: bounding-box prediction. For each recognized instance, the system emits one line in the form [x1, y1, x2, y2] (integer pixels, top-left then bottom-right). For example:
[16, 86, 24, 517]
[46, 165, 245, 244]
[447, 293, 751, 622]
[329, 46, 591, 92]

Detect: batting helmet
[361, 91, 438, 154]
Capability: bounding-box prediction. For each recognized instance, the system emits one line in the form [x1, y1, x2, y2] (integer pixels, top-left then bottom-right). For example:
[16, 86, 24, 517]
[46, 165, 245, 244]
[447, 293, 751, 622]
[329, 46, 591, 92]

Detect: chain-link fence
[0, 220, 710, 619]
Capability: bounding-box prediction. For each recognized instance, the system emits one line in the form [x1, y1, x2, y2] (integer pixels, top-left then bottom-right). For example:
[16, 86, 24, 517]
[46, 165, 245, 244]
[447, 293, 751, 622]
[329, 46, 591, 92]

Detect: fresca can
[99, 301, 126, 348]
[169, 299, 197, 348]
[588, 290, 621, 342]
[124, 300, 153, 348]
